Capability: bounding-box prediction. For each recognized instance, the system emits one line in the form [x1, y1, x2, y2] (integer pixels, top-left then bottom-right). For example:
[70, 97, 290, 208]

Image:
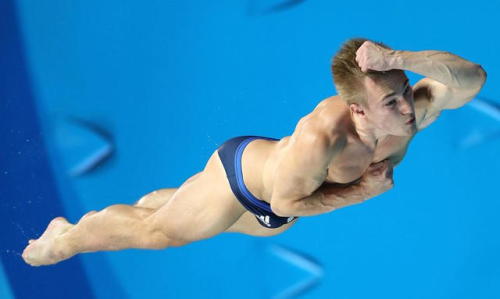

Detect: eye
[385, 99, 397, 106]
[404, 86, 411, 94]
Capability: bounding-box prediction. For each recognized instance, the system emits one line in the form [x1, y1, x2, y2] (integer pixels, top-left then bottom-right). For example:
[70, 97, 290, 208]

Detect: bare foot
[22, 217, 74, 266]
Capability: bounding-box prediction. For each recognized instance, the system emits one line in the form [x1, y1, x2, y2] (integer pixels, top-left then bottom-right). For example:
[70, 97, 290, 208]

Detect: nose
[399, 96, 413, 115]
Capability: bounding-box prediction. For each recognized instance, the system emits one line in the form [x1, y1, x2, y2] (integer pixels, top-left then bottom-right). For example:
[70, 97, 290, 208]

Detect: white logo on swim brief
[287, 216, 295, 223]
[257, 215, 271, 227]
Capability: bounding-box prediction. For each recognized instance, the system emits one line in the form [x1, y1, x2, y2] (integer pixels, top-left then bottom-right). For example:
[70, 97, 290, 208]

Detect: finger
[368, 161, 390, 176]
[372, 159, 389, 167]
[369, 166, 384, 176]
[367, 163, 384, 172]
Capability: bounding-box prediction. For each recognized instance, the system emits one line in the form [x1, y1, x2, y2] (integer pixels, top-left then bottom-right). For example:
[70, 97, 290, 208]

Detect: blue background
[2, 0, 499, 298]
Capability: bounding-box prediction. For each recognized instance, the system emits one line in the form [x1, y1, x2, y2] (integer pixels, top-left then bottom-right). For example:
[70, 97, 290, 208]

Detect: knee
[103, 204, 127, 214]
[134, 197, 146, 207]
[104, 204, 151, 218]
[144, 236, 187, 250]
[135, 192, 156, 207]
[79, 210, 97, 222]
[146, 229, 187, 249]
[84, 210, 97, 217]
[143, 217, 188, 249]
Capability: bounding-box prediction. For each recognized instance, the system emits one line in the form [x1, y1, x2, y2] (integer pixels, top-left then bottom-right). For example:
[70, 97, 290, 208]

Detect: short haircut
[331, 38, 395, 105]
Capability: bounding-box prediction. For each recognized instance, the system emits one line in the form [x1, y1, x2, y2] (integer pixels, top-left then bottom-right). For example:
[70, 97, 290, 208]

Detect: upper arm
[413, 68, 486, 131]
[270, 118, 346, 207]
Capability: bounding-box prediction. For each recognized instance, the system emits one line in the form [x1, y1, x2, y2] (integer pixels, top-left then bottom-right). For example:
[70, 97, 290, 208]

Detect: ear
[349, 103, 366, 118]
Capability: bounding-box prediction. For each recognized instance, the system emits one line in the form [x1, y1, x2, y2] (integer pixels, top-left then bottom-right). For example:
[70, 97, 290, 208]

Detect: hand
[355, 41, 396, 72]
[361, 159, 394, 195]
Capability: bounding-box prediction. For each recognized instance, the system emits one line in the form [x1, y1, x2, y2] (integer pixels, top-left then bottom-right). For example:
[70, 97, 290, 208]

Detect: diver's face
[362, 71, 417, 136]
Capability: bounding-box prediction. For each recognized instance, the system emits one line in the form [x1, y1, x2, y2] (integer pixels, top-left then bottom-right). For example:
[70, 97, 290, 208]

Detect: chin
[392, 132, 411, 137]
[401, 126, 417, 136]
[391, 127, 416, 136]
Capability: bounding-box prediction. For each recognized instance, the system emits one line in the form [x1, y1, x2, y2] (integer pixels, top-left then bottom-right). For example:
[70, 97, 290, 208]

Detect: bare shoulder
[299, 96, 353, 156]
[275, 96, 350, 173]
[275, 96, 349, 150]
[304, 95, 351, 136]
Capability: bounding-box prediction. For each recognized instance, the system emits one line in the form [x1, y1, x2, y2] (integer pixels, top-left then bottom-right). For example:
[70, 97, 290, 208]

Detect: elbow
[475, 64, 487, 90]
[463, 65, 487, 103]
[479, 66, 488, 87]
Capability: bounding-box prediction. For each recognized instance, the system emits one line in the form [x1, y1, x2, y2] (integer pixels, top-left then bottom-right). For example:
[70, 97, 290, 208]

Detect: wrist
[388, 50, 406, 70]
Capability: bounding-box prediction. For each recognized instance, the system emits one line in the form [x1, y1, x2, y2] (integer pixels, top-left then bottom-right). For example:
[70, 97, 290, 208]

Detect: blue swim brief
[217, 135, 298, 229]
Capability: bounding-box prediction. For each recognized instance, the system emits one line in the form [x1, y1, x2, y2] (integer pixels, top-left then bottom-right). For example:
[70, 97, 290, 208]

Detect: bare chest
[325, 136, 411, 184]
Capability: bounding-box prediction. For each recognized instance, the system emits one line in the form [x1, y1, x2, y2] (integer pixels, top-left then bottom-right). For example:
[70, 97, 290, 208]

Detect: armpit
[413, 84, 438, 130]
[413, 84, 433, 103]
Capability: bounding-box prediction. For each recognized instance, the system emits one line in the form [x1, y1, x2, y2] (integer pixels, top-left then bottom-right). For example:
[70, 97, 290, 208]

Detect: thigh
[225, 211, 299, 237]
[147, 153, 246, 243]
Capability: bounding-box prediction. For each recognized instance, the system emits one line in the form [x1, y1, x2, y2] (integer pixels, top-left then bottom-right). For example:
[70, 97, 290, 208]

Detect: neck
[350, 112, 389, 149]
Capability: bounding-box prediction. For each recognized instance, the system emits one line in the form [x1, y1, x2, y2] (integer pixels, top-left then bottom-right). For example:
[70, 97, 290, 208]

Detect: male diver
[22, 39, 486, 266]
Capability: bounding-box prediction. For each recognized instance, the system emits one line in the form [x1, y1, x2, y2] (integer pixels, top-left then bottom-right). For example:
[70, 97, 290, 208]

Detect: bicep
[413, 77, 481, 131]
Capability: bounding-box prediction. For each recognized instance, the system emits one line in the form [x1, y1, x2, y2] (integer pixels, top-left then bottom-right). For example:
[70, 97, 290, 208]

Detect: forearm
[390, 50, 486, 90]
[276, 180, 375, 217]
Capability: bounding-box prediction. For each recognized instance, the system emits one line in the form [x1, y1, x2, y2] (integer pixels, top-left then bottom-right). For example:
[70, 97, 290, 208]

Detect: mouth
[406, 117, 415, 125]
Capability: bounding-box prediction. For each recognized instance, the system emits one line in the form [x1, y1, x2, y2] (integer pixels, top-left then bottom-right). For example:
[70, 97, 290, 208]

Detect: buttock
[217, 135, 299, 229]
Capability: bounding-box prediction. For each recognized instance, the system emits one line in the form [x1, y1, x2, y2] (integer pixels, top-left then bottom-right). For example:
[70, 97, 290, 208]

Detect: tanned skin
[22, 41, 486, 266]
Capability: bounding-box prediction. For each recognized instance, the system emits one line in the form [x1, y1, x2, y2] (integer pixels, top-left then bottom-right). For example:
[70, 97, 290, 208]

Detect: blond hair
[331, 38, 393, 105]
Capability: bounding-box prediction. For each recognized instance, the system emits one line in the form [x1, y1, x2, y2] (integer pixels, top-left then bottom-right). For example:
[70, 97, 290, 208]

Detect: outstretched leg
[22, 152, 246, 266]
